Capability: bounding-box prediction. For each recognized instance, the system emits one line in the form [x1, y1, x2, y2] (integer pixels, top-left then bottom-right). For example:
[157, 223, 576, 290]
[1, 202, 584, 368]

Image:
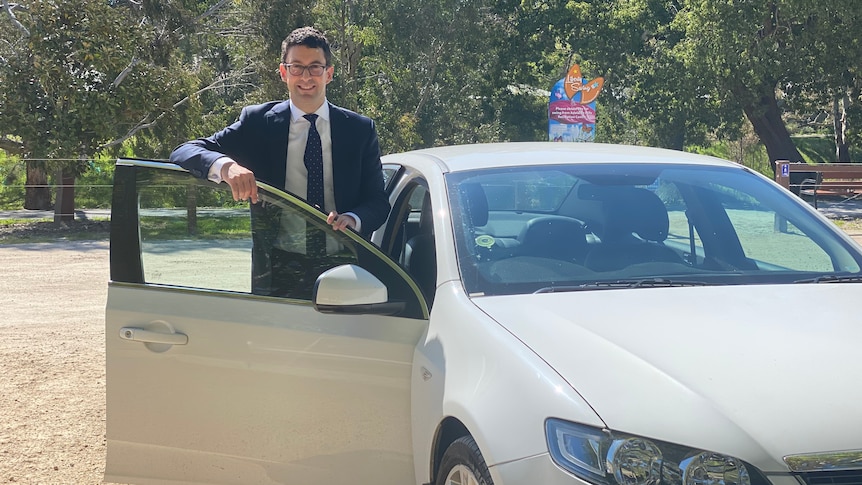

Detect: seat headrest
[460, 183, 489, 227]
[518, 216, 589, 261]
[418, 192, 433, 232]
[599, 187, 669, 242]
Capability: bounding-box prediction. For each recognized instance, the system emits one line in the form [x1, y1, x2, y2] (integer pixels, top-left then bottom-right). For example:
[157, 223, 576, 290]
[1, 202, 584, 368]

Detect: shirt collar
[289, 99, 330, 123]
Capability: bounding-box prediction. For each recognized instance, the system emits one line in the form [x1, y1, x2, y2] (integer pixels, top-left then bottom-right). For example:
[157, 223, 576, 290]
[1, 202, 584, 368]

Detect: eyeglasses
[282, 63, 328, 77]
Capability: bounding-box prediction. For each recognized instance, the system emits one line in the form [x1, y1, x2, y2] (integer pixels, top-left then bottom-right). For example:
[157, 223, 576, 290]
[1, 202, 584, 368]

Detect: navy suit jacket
[169, 101, 390, 236]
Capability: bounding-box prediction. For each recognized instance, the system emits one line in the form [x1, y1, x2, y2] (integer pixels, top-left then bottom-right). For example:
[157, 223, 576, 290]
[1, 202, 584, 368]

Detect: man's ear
[278, 63, 288, 82]
[325, 66, 334, 84]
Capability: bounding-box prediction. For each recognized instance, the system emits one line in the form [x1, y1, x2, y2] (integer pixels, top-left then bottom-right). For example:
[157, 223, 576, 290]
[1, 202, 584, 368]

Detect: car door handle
[119, 327, 188, 346]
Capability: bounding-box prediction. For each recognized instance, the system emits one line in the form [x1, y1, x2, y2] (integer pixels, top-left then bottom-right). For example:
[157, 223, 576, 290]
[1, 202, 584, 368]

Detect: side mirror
[313, 264, 405, 316]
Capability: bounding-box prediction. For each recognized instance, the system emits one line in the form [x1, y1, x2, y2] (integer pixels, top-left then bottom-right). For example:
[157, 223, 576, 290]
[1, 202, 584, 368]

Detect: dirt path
[0, 241, 110, 484]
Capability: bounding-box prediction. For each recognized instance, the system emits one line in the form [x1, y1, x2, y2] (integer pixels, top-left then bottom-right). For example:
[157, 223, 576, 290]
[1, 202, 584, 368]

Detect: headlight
[546, 419, 756, 485]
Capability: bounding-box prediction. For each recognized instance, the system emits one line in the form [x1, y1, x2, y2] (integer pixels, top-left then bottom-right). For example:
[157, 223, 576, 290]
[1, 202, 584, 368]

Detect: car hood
[472, 284, 862, 471]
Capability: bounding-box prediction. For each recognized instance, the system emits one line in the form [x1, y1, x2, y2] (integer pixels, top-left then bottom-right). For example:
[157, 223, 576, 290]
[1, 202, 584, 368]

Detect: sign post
[549, 64, 604, 142]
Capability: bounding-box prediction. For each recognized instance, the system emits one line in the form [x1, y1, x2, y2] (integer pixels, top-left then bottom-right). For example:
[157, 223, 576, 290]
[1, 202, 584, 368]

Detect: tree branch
[414, 40, 446, 117]
[112, 57, 139, 87]
[99, 67, 256, 149]
[2, 0, 29, 36]
[197, 0, 232, 22]
[0, 136, 25, 154]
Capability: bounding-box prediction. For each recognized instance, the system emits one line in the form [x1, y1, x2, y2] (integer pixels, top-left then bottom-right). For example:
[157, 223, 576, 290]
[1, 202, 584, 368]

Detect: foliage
[0, 0, 196, 160]
[73, 157, 115, 208]
[675, 1, 862, 164]
[689, 141, 772, 177]
[307, 0, 549, 153]
[2, 0, 862, 213]
[794, 135, 862, 164]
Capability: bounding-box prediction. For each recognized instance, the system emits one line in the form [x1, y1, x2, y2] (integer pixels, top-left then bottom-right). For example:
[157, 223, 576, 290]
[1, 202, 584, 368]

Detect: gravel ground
[0, 214, 860, 485]
[0, 240, 112, 484]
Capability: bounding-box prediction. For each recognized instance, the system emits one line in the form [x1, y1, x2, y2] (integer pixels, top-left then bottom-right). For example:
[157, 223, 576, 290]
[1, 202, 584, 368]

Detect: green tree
[138, 0, 551, 156]
[347, 0, 546, 152]
[0, 0, 263, 215]
[512, 0, 862, 167]
[0, 0, 200, 214]
[674, 0, 862, 167]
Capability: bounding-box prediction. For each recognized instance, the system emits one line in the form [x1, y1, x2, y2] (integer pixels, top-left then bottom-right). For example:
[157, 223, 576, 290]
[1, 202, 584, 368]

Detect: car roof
[381, 142, 742, 174]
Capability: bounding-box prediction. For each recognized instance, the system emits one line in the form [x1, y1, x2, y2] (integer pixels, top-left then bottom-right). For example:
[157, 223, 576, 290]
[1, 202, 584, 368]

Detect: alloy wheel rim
[445, 464, 480, 485]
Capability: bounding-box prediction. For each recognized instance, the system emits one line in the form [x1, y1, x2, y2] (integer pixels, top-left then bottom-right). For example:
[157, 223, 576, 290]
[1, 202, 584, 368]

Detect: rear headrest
[599, 187, 669, 242]
[460, 183, 489, 227]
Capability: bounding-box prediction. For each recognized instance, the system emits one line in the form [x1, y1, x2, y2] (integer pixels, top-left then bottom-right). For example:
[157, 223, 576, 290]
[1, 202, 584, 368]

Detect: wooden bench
[774, 161, 862, 208]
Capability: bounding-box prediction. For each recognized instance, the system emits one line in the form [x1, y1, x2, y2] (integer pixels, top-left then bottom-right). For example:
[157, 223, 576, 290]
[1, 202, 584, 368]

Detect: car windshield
[447, 163, 862, 296]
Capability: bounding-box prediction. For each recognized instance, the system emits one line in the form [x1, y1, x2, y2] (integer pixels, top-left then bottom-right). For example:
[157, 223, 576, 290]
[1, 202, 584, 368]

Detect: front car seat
[583, 187, 683, 272]
[403, 192, 436, 304]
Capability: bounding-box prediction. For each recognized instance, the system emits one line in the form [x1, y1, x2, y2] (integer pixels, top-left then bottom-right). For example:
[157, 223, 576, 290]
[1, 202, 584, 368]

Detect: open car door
[105, 159, 428, 484]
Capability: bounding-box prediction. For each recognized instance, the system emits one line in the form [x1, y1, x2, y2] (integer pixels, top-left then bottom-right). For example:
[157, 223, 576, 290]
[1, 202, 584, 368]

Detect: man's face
[279, 45, 333, 113]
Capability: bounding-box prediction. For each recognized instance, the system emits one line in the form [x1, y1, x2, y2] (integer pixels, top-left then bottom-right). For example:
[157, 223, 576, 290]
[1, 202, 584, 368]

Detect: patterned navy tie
[303, 114, 324, 210]
[303, 114, 326, 256]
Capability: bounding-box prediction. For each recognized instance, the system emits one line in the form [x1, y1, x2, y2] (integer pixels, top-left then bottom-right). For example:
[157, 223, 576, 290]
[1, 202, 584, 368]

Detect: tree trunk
[24, 162, 52, 210]
[833, 93, 851, 162]
[186, 184, 197, 236]
[733, 82, 802, 173]
[54, 168, 76, 223]
[664, 114, 686, 151]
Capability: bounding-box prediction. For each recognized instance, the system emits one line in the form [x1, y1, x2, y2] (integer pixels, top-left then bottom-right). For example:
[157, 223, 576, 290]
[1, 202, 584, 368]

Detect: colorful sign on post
[549, 64, 604, 142]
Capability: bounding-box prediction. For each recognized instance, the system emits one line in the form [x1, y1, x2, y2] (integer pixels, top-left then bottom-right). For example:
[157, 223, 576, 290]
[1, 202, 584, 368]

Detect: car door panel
[106, 160, 427, 485]
[106, 286, 423, 484]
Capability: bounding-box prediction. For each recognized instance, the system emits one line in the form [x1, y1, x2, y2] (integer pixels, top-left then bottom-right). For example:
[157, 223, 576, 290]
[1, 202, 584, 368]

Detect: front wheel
[435, 436, 494, 485]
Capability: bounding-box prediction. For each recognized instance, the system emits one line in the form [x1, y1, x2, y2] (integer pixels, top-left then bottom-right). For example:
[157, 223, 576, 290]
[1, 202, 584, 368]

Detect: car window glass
[382, 165, 399, 189]
[447, 164, 862, 296]
[137, 172, 361, 299]
[481, 170, 574, 211]
[131, 167, 427, 317]
[138, 174, 253, 293]
[661, 180, 833, 271]
[715, 188, 833, 271]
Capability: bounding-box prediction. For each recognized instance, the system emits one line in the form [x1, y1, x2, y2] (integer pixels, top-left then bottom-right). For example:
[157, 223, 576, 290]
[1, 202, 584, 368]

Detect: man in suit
[170, 26, 390, 298]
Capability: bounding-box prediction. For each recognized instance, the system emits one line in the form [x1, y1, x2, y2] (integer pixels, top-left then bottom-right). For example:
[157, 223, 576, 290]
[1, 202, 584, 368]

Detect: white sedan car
[105, 142, 862, 485]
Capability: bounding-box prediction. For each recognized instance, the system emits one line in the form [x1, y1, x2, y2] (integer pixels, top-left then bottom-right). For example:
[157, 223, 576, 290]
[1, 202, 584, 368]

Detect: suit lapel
[328, 103, 349, 204]
[262, 101, 291, 188]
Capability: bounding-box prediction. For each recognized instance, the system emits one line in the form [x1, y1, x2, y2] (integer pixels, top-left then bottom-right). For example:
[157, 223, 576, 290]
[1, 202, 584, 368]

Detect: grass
[793, 135, 862, 164]
[140, 216, 250, 240]
[0, 214, 252, 244]
[830, 218, 862, 233]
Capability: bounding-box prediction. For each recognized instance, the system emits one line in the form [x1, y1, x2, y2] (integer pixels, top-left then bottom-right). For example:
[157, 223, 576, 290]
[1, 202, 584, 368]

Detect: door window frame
[110, 159, 429, 319]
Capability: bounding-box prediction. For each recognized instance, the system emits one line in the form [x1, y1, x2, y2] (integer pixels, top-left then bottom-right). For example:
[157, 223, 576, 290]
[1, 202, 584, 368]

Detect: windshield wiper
[793, 274, 862, 284]
[534, 278, 711, 293]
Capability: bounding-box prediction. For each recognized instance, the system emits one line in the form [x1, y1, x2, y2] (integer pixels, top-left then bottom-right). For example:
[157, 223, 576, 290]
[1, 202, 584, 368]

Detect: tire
[435, 435, 494, 485]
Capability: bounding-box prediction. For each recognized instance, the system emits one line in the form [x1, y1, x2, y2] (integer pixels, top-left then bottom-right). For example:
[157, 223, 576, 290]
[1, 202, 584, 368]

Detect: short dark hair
[281, 27, 332, 66]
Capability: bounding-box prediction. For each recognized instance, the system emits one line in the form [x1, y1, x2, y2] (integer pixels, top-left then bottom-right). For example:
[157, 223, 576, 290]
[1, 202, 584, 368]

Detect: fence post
[774, 160, 789, 233]
[775, 160, 790, 189]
